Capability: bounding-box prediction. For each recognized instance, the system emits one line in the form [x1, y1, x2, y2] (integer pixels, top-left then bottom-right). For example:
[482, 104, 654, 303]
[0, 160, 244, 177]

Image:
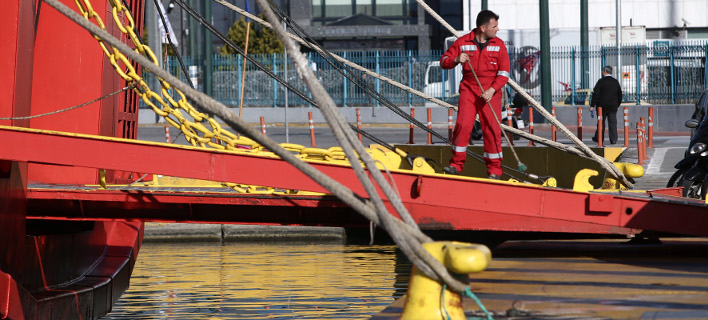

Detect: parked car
[553, 89, 650, 106]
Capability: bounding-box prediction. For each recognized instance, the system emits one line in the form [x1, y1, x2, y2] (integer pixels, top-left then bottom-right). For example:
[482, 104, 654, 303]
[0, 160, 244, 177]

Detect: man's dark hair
[476, 10, 499, 28]
[603, 65, 613, 75]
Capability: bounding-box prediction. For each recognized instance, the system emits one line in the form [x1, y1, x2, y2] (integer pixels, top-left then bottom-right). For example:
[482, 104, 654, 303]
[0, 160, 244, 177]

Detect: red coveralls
[440, 30, 510, 176]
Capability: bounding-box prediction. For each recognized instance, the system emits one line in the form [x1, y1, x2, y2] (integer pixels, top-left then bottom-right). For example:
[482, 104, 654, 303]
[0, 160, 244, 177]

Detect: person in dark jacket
[590, 66, 623, 144]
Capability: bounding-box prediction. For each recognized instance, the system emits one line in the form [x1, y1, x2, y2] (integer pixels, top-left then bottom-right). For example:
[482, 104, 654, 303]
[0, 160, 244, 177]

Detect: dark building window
[312, 0, 416, 25]
[425, 0, 462, 50]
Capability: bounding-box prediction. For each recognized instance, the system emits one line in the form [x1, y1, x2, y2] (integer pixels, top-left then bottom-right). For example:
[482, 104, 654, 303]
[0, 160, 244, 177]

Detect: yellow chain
[72, 0, 442, 195]
[75, 0, 243, 149]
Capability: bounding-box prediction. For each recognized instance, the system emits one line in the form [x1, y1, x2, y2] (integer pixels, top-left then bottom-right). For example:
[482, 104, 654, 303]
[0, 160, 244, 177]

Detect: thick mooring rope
[42, 0, 470, 293]
[254, 0, 472, 292]
[414, 0, 633, 188]
[212, 0, 542, 183]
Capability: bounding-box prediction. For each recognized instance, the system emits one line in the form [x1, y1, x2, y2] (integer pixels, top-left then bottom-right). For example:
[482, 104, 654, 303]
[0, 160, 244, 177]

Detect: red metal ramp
[2, 124, 707, 237]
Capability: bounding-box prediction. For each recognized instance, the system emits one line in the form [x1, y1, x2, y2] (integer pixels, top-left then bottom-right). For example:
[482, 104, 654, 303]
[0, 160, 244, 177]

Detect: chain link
[75, 0, 246, 150]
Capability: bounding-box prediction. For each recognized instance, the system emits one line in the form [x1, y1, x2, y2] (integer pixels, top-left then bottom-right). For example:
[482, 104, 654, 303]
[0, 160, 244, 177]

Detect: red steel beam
[25, 187, 637, 234]
[3, 125, 708, 237]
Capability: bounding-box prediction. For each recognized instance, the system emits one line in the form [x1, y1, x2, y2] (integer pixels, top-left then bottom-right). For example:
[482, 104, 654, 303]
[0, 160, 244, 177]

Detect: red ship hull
[1, 0, 144, 318]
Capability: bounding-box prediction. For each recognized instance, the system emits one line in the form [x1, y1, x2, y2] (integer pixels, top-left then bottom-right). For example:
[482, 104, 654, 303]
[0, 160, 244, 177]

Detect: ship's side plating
[1, 0, 144, 318]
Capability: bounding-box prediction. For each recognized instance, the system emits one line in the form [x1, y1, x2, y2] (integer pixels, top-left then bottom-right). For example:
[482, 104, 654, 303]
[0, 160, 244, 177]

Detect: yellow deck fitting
[401, 241, 491, 320]
[602, 162, 645, 190]
[573, 169, 598, 192]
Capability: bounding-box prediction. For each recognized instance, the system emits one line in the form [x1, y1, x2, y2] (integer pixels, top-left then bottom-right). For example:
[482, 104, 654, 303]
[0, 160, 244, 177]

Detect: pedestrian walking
[591, 66, 623, 145]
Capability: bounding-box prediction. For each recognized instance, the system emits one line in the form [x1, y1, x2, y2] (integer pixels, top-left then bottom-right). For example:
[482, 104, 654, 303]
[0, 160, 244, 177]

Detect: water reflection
[104, 242, 411, 319]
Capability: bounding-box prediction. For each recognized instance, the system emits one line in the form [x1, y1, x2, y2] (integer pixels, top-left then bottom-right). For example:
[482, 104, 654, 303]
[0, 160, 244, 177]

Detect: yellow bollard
[401, 241, 491, 320]
[601, 162, 645, 190]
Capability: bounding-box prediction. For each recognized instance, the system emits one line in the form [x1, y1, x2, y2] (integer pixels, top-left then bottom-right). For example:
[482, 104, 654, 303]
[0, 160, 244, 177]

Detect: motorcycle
[667, 88, 708, 199]
[469, 99, 526, 141]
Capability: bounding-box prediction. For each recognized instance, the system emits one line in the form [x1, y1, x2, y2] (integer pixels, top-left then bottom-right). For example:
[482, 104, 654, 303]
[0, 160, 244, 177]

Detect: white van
[423, 60, 463, 102]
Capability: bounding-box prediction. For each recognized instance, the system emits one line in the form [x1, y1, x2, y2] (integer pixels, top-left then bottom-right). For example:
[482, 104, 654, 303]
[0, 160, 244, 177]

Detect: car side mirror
[686, 119, 700, 128]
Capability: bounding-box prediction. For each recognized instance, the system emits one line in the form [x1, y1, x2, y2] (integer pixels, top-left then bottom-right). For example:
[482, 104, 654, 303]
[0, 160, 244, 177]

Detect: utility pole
[146, 0, 163, 122]
[616, 0, 622, 82]
[539, 0, 551, 111]
[189, 0, 197, 60]
[581, 0, 589, 89]
[204, 0, 213, 96]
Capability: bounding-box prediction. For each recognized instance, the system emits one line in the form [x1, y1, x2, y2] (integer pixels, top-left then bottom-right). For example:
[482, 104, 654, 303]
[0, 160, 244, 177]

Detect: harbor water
[103, 241, 411, 319]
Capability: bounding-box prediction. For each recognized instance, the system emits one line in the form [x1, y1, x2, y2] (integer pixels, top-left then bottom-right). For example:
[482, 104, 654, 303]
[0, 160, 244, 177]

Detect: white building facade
[462, 0, 708, 41]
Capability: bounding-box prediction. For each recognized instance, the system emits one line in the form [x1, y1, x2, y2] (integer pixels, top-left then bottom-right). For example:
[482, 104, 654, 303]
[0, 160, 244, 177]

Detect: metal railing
[141, 42, 708, 108]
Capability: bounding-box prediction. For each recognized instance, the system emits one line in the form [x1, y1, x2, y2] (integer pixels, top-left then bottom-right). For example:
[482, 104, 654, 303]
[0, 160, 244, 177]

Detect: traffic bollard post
[427, 108, 433, 145]
[260, 116, 266, 135]
[596, 107, 603, 147]
[577, 107, 583, 141]
[623, 107, 629, 147]
[648, 107, 654, 148]
[356, 108, 362, 142]
[308, 111, 316, 147]
[448, 109, 453, 142]
[551, 107, 557, 142]
[640, 117, 648, 159]
[164, 125, 171, 143]
[528, 109, 535, 146]
[636, 122, 645, 165]
[409, 108, 415, 144]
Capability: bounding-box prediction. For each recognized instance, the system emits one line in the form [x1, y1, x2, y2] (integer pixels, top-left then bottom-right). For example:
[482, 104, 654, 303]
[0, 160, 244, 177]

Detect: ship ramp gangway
[1, 124, 707, 238]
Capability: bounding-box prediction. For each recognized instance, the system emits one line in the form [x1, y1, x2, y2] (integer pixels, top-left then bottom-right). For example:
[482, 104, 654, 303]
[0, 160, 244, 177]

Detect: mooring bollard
[648, 107, 654, 148]
[308, 112, 316, 147]
[260, 116, 266, 135]
[596, 107, 604, 147]
[164, 125, 171, 143]
[356, 108, 362, 143]
[400, 242, 491, 320]
[448, 109, 453, 142]
[427, 108, 433, 145]
[577, 107, 583, 141]
[408, 108, 415, 144]
[636, 121, 645, 165]
[551, 107, 557, 142]
[623, 107, 629, 147]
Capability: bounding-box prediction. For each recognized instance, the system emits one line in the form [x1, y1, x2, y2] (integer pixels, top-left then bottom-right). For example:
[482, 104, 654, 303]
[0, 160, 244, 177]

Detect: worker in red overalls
[441, 10, 510, 179]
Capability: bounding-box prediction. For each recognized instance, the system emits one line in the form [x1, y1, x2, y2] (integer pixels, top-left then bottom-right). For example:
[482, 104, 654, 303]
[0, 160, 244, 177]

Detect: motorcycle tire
[667, 168, 688, 188]
[680, 178, 704, 199]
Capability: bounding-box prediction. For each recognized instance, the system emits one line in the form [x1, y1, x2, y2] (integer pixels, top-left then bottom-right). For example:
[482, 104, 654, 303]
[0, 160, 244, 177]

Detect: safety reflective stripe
[460, 45, 477, 52]
[497, 71, 509, 78]
[484, 152, 503, 159]
[487, 46, 500, 52]
[442, 56, 449, 61]
[453, 145, 467, 152]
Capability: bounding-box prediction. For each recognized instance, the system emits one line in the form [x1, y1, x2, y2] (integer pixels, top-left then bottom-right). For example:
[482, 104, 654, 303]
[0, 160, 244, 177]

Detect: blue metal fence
[141, 42, 708, 108]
